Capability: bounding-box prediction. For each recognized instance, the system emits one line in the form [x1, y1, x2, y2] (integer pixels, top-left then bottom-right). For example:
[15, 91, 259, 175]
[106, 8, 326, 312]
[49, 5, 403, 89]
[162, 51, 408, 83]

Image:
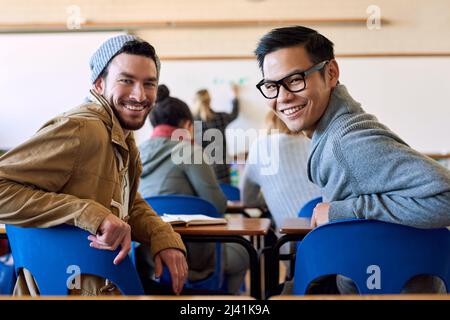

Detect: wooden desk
[226, 201, 265, 218]
[225, 201, 251, 217]
[266, 218, 313, 298]
[279, 218, 313, 235]
[174, 217, 271, 300]
[173, 217, 270, 236]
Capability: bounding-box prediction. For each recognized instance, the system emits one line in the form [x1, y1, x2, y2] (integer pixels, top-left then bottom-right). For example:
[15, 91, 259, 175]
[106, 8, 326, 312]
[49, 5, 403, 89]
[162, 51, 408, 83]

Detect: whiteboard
[136, 57, 450, 155]
[1, 38, 449, 155]
[0, 32, 125, 150]
[134, 59, 268, 155]
[338, 57, 450, 155]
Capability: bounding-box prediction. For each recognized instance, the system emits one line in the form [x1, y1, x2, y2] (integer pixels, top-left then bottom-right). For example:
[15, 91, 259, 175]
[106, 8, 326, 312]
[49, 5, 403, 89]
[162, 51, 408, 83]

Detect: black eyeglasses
[256, 60, 329, 99]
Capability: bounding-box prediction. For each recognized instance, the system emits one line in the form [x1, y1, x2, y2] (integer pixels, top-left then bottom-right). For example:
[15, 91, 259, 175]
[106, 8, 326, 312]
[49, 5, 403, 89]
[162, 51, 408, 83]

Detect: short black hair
[99, 40, 161, 80]
[255, 26, 335, 76]
[150, 84, 193, 127]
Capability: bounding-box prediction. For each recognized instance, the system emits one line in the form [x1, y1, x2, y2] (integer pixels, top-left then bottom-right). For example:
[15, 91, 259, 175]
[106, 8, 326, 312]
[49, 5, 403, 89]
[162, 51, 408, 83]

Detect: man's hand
[311, 202, 331, 228]
[154, 249, 188, 295]
[87, 213, 131, 265]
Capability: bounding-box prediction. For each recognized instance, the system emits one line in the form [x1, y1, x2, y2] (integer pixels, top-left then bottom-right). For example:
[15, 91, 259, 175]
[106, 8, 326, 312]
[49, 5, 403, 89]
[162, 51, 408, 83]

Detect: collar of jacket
[88, 89, 130, 152]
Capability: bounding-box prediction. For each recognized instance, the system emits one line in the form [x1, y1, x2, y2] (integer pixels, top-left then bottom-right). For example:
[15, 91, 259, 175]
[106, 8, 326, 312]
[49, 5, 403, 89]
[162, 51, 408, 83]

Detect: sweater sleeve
[328, 128, 450, 228]
[0, 117, 110, 233]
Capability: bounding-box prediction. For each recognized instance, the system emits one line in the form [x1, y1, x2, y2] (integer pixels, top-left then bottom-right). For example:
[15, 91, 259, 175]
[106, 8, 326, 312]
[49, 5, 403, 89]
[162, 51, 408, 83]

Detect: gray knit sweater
[309, 84, 450, 228]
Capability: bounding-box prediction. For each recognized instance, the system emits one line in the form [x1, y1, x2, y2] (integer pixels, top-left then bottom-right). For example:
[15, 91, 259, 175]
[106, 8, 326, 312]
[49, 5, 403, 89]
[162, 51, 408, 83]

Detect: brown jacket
[0, 90, 186, 295]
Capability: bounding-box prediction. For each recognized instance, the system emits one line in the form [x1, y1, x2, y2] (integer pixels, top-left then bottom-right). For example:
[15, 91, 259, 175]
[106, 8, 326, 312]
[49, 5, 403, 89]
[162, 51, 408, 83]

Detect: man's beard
[110, 98, 152, 131]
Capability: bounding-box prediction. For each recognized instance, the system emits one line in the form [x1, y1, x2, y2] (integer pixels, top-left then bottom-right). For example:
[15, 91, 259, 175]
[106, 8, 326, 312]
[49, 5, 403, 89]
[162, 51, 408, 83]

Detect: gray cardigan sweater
[309, 84, 450, 228]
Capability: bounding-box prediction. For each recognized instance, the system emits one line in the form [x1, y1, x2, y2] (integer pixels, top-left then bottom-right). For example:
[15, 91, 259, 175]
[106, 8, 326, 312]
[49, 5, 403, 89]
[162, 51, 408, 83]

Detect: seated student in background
[254, 26, 450, 293]
[138, 84, 249, 294]
[193, 85, 240, 184]
[241, 111, 321, 232]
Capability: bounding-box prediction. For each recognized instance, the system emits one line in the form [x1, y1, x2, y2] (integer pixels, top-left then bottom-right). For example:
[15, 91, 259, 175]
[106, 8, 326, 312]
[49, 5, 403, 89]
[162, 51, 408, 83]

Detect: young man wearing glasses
[255, 26, 450, 294]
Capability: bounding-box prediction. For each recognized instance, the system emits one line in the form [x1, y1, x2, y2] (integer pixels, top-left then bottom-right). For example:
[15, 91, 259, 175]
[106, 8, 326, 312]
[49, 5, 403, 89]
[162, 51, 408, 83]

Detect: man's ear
[327, 59, 340, 87]
[93, 77, 105, 95]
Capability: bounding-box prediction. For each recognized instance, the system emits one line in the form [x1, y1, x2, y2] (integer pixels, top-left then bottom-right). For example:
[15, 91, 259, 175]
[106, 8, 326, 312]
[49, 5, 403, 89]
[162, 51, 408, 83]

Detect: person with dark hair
[138, 85, 249, 295]
[255, 26, 450, 294]
[193, 85, 240, 184]
[0, 35, 188, 296]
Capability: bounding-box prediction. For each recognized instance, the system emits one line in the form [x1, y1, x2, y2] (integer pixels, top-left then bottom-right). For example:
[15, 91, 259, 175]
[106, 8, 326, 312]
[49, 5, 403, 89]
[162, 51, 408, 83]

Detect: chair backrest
[219, 183, 241, 202]
[298, 196, 323, 218]
[145, 195, 223, 290]
[144, 195, 223, 290]
[145, 194, 222, 218]
[294, 219, 450, 294]
[6, 224, 144, 295]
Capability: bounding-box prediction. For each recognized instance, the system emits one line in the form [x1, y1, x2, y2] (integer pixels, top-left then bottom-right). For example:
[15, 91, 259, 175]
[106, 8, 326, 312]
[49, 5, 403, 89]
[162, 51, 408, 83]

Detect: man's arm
[329, 192, 450, 228]
[328, 130, 450, 228]
[127, 193, 188, 294]
[0, 117, 109, 233]
[127, 192, 186, 253]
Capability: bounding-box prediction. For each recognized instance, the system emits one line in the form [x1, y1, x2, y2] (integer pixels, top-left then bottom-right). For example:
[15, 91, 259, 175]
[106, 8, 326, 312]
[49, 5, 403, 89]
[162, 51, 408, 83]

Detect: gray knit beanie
[89, 34, 142, 83]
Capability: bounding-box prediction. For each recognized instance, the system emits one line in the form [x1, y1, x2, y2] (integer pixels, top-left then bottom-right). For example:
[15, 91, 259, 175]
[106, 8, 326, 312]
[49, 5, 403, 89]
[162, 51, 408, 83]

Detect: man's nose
[277, 85, 294, 103]
[130, 83, 146, 102]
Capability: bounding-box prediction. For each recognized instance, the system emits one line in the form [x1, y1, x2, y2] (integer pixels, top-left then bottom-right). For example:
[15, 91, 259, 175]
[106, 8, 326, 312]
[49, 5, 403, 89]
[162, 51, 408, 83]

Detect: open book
[160, 214, 227, 226]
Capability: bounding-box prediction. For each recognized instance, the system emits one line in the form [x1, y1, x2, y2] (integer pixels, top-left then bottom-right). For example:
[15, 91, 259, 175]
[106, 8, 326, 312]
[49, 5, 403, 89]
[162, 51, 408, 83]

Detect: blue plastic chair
[145, 195, 224, 291]
[294, 219, 450, 294]
[0, 253, 15, 295]
[282, 197, 324, 280]
[6, 224, 144, 295]
[298, 196, 323, 218]
[219, 183, 241, 202]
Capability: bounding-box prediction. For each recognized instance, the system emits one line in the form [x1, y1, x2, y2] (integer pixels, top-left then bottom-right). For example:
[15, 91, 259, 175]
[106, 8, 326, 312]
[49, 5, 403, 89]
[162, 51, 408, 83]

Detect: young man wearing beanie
[254, 26, 450, 294]
[0, 35, 188, 296]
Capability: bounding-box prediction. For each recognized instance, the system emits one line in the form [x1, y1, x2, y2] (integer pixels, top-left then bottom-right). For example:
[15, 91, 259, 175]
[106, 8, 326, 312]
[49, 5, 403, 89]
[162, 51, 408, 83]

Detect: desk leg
[182, 235, 261, 300]
[267, 234, 305, 297]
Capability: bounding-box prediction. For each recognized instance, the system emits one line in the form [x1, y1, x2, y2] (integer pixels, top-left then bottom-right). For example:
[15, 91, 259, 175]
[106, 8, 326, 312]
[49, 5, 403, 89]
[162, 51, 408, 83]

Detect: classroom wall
[1, 0, 450, 57]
